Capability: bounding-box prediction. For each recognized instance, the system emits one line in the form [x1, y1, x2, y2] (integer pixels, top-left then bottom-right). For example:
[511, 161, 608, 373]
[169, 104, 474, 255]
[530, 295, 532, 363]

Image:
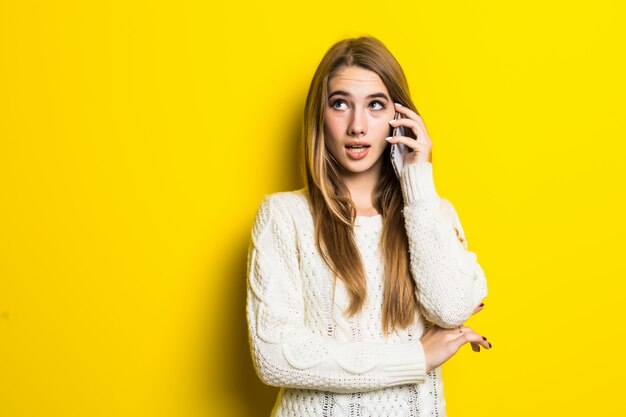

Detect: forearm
[400, 162, 488, 328]
[247, 277, 428, 393]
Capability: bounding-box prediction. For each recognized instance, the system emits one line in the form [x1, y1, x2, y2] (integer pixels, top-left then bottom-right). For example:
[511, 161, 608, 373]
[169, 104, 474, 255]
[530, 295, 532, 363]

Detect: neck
[341, 157, 383, 215]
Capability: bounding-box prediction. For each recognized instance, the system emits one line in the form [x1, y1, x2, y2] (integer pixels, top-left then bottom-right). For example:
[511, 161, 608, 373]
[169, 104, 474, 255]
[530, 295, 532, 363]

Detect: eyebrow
[328, 90, 390, 101]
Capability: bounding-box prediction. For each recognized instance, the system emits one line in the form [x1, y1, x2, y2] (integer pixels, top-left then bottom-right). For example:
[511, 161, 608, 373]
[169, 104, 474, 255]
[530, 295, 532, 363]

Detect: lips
[345, 144, 370, 160]
[345, 140, 371, 148]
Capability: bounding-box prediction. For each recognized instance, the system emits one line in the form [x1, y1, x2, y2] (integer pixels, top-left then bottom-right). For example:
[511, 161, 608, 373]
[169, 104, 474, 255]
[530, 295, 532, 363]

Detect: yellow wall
[1, 1, 625, 416]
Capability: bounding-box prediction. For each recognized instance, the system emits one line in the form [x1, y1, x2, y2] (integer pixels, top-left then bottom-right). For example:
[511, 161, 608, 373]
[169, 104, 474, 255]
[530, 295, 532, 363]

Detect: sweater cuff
[400, 162, 439, 205]
[382, 339, 427, 385]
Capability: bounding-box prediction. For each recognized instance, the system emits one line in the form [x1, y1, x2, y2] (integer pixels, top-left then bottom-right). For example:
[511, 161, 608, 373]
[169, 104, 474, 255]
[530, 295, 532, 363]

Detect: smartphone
[390, 111, 410, 178]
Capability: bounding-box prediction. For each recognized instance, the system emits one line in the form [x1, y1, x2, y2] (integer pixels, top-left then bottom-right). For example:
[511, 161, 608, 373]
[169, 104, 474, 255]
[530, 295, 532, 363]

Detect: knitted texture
[246, 161, 488, 416]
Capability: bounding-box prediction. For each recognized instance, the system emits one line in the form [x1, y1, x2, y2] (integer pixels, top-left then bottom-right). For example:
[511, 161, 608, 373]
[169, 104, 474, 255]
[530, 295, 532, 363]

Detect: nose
[348, 108, 367, 137]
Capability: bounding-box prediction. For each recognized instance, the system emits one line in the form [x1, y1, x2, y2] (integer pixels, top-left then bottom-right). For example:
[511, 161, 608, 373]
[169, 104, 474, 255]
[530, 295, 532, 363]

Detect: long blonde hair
[299, 36, 422, 335]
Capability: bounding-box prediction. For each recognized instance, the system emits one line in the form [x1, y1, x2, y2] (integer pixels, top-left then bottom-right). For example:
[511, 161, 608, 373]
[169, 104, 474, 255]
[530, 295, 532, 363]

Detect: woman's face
[324, 65, 395, 177]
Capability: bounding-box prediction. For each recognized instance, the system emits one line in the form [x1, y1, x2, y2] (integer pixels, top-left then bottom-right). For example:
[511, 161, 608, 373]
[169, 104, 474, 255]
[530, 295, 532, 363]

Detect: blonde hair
[299, 36, 422, 335]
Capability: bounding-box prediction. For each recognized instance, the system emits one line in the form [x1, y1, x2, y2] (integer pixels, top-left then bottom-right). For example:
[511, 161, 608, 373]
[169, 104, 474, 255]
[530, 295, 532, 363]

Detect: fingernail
[385, 137, 392, 141]
[394, 102, 403, 107]
[389, 119, 397, 124]
[488, 342, 492, 348]
[482, 336, 487, 340]
[479, 303, 484, 307]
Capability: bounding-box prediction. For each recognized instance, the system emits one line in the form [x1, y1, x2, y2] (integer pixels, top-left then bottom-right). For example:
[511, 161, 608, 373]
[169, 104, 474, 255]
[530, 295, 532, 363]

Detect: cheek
[374, 118, 392, 138]
[324, 116, 343, 140]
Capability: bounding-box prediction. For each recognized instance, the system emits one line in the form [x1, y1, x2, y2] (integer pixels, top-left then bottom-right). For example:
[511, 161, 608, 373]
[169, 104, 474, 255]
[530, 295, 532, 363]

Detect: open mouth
[345, 145, 370, 152]
[345, 145, 371, 159]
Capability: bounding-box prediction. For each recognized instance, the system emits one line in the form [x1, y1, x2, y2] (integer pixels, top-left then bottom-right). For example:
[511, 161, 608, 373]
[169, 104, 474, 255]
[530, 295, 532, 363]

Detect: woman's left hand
[387, 102, 432, 165]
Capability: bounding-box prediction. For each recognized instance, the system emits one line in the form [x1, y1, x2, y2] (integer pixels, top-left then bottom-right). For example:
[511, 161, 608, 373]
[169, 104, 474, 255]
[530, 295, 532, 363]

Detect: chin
[338, 151, 385, 174]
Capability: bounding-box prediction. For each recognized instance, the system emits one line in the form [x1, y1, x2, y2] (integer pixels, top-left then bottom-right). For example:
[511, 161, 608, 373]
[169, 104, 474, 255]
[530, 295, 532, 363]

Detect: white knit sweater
[246, 161, 488, 417]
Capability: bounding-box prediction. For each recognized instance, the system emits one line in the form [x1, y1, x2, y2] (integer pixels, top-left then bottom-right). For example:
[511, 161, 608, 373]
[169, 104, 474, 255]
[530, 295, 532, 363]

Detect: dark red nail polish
[488, 342, 492, 348]
[482, 336, 487, 340]
[479, 303, 484, 307]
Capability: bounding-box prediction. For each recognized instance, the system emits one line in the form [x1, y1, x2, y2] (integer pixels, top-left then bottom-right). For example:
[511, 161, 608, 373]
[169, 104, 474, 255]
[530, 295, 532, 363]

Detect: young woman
[246, 36, 491, 417]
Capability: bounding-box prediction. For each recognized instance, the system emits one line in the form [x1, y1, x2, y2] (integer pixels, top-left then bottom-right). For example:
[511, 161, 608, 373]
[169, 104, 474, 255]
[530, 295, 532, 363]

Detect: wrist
[421, 341, 432, 373]
[399, 161, 439, 204]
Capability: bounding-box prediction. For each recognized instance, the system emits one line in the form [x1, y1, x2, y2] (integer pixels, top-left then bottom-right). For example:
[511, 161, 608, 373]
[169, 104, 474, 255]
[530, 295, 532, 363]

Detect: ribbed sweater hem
[383, 339, 427, 385]
[400, 161, 439, 204]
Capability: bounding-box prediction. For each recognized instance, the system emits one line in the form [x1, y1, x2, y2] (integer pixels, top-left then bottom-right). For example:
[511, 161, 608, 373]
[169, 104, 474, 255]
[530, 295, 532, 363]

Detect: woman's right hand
[421, 303, 492, 373]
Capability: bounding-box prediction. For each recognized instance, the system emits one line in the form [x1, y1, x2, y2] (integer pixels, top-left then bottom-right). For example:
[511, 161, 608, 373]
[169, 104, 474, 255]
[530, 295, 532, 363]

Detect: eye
[331, 99, 347, 110]
[330, 99, 386, 111]
[370, 100, 386, 110]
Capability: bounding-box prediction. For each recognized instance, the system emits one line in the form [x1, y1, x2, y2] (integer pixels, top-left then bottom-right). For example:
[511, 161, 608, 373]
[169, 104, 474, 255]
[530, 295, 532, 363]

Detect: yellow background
[1, 1, 625, 416]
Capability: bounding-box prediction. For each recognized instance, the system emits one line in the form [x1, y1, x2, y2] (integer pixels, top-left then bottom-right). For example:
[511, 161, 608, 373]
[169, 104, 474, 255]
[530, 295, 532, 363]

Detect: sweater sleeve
[246, 194, 427, 394]
[399, 162, 488, 329]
